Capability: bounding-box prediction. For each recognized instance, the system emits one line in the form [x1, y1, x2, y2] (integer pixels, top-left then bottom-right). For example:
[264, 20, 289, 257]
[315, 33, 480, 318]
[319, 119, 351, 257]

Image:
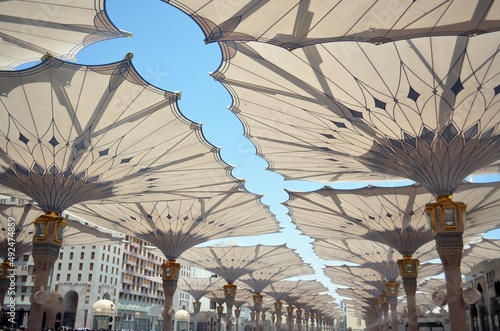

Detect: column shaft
[436, 233, 467, 331]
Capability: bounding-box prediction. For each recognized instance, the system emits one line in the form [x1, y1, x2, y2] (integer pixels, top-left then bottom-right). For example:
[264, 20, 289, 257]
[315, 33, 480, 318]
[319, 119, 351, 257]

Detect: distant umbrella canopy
[0, 0, 129, 70]
[325, 262, 400, 290]
[264, 279, 328, 303]
[179, 244, 304, 283]
[67, 191, 281, 260]
[286, 182, 500, 257]
[239, 264, 315, 294]
[177, 277, 225, 301]
[0, 203, 123, 260]
[0, 55, 240, 213]
[166, 0, 500, 49]
[213, 33, 500, 195]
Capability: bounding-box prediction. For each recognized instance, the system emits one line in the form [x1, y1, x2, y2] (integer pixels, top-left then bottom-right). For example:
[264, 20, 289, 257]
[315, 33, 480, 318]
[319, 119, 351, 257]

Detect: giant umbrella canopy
[179, 244, 306, 331]
[0, 54, 241, 330]
[166, 4, 499, 329]
[165, 0, 500, 48]
[67, 190, 281, 331]
[0, 0, 130, 70]
[213, 37, 500, 328]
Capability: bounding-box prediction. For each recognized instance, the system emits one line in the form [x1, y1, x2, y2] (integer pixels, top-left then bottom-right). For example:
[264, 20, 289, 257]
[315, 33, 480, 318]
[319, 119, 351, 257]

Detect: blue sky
[73, 0, 500, 297]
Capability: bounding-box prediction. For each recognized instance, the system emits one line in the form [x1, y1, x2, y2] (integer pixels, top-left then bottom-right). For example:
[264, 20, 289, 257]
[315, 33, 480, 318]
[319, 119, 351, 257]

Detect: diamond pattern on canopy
[67, 191, 281, 260]
[0, 55, 240, 213]
[166, 0, 499, 49]
[0, 0, 129, 70]
[214, 33, 500, 195]
[0, 203, 123, 260]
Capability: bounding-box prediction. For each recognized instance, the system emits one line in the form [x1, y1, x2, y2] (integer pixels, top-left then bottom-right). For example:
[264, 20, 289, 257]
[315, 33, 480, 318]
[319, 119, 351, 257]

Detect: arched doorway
[63, 290, 78, 327]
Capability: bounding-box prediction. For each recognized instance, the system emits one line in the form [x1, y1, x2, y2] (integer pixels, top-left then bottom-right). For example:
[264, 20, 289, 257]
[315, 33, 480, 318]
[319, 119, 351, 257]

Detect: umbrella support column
[397, 256, 419, 331]
[224, 283, 237, 331]
[436, 233, 467, 331]
[28, 212, 66, 331]
[274, 301, 283, 331]
[296, 308, 302, 331]
[162, 260, 180, 331]
[426, 196, 467, 331]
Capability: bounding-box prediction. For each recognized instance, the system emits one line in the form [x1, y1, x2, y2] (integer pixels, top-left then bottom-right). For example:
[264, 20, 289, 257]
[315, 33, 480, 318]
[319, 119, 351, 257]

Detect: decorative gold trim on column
[223, 283, 237, 298]
[161, 260, 180, 280]
[425, 195, 466, 232]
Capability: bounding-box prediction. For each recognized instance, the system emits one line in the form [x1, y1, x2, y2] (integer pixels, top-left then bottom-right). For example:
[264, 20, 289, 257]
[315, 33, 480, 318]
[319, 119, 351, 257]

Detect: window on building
[80, 252, 85, 259]
[78, 274, 82, 281]
[79, 263, 83, 270]
[56, 274, 60, 281]
[91, 252, 95, 259]
[58, 263, 61, 271]
[66, 274, 70, 281]
[68, 263, 72, 270]
[69, 252, 73, 259]
[23, 255, 29, 262]
[90, 263, 94, 271]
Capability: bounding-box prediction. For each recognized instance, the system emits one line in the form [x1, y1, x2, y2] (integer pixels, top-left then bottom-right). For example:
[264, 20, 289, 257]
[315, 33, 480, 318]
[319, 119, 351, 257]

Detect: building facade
[9, 235, 200, 329]
[465, 258, 500, 331]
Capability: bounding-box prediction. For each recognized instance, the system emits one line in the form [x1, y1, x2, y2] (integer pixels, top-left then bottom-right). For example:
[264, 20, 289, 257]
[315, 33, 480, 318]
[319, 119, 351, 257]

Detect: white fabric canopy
[0, 0, 129, 70]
